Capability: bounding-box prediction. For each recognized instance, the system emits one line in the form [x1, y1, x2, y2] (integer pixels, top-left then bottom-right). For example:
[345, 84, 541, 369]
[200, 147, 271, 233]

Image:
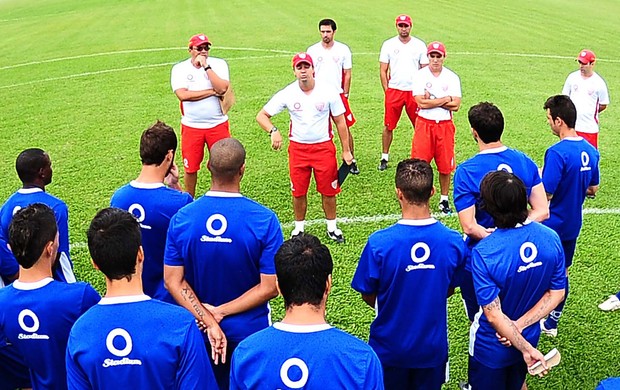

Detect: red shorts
[181, 122, 230, 173]
[288, 140, 340, 197]
[576, 131, 598, 149]
[384, 88, 418, 131]
[340, 93, 356, 127]
[412, 117, 456, 174]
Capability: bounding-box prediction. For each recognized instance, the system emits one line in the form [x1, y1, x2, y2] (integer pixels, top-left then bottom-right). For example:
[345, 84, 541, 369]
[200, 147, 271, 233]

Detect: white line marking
[68, 207, 620, 249]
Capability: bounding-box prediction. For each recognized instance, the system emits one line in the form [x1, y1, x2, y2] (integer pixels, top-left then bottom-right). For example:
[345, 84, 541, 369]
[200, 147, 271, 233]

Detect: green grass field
[1, 0, 619, 388]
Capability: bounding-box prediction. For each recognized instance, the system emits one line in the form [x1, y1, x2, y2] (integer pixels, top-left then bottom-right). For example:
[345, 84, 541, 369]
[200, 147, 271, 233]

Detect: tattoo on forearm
[181, 285, 205, 319]
[522, 294, 552, 328]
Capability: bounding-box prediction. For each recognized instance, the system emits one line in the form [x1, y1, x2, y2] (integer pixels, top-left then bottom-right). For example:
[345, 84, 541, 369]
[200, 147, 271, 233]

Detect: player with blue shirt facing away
[164, 138, 283, 389]
[110, 121, 192, 303]
[539, 95, 600, 337]
[0, 204, 100, 390]
[231, 233, 384, 389]
[352, 158, 466, 390]
[468, 171, 565, 390]
[66, 208, 217, 389]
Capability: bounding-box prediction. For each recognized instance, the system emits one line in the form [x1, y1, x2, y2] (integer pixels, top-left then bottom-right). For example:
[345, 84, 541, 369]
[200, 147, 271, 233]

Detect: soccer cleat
[539, 319, 557, 337]
[458, 381, 472, 390]
[327, 229, 345, 244]
[349, 160, 360, 175]
[598, 295, 620, 311]
[290, 229, 304, 239]
[439, 200, 453, 216]
[378, 159, 388, 171]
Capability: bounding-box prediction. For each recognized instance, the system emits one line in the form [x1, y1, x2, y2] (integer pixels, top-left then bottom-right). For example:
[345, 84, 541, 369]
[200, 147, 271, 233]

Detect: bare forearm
[379, 64, 389, 92]
[343, 70, 351, 95]
[415, 96, 451, 109]
[361, 293, 376, 308]
[485, 297, 534, 354]
[256, 110, 274, 133]
[216, 283, 278, 318]
[169, 279, 217, 327]
[516, 289, 565, 330]
[528, 184, 549, 222]
[334, 117, 351, 153]
[175, 88, 218, 101]
[206, 69, 229, 95]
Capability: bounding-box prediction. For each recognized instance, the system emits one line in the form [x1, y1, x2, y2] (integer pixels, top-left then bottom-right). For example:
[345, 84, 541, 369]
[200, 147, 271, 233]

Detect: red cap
[577, 49, 596, 64]
[427, 41, 446, 57]
[188, 34, 211, 48]
[395, 14, 412, 26]
[292, 52, 314, 68]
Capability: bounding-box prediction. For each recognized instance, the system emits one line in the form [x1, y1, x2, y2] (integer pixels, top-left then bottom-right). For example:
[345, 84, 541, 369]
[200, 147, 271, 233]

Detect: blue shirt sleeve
[471, 248, 500, 307]
[66, 334, 92, 390]
[542, 149, 563, 196]
[164, 216, 184, 267]
[364, 350, 385, 390]
[453, 166, 477, 212]
[550, 236, 567, 291]
[351, 240, 381, 295]
[590, 150, 601, 187]
[258, 214, 283, 275]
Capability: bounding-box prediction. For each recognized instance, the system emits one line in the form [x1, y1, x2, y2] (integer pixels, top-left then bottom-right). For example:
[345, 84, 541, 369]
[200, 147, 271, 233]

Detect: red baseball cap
[292, 52, 314, 68]
[577, 49, 596, 64]
[188, 34, 211, 48]
[427, 41, 447, 57]
[395, 14, 412, 26]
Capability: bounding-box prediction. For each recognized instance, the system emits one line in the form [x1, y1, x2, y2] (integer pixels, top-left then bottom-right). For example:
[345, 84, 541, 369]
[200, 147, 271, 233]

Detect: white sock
[294, 220, 305, 232]
[440, 195, 449, 202]
[381, 153, 389, 161]
[326, 219, 337, 232]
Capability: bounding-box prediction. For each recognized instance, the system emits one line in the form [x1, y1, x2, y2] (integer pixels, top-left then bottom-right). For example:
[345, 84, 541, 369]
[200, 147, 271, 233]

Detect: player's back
[230, 323, 384, 390]
[66, 297, 216, 390]
[0, 279, 99, 389]
[110, 182, 192, 302]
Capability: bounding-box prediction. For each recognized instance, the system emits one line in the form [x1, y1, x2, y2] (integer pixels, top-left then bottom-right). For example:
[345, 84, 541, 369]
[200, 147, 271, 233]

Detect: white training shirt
[379, 36, 429, 91]
[306, 41, 352, 93]
[263, 80, 345, 144]
[412, 66, 462, 121]
[170, 57, 229, 129]
[562, 70, 610, 134]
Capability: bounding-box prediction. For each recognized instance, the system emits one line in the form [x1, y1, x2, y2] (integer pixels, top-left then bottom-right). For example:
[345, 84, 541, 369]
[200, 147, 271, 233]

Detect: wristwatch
[204, 65, 212, 71]
[269, 126, 279, 135]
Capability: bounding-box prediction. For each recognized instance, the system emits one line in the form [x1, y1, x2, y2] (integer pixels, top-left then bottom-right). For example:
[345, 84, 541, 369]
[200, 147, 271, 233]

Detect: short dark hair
[468, 102, 504, 143]
[87, 208, 141, 281]
[480, 171, 528, 228]
[318, 18, 337, 30]
[9, 204, 58, 269]
[275, 234, 333, 309]
[140, 121, 177, 165]
[15, 148, 49, 184]
[544, 95, 577, 129]
[208, 138, 245, 183]
[395, 159, 433, 205]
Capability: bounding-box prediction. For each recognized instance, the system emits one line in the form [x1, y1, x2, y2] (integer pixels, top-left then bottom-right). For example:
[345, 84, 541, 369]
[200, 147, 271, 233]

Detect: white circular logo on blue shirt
[206, 214, 228, 236]
[581, 151, 590, 167]
[280, 357, 309, 388]
[520, 242, 538, 263]
[497, 163, 513, 173]
[411, 242, 431, 263]
[106, 328, 133, 357]
[12, 206, 22, 216]
[128, 203, 146, 223]
[18, 309, 40, 333]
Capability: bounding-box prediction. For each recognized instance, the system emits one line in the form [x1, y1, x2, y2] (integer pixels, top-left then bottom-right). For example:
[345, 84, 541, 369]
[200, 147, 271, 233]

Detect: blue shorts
[382, 361, 447, 390]
[468, 356, 526, 390]
[0, 344, 31, 390]
[562, 239, 577, 268]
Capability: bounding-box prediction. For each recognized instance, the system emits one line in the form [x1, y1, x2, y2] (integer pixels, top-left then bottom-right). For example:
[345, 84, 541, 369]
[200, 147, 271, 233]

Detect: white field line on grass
[68, 207, 620, 250]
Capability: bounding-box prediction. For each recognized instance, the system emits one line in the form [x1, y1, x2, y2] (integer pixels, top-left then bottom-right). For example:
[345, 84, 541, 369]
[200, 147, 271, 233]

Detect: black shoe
[458, 381, 472, 390]
[350, 160, 360, 175]
[290, 229, 304, 239]
[378, 159, 388, 171]
[439, 200, 452, 216]
[327, 229, 345, 244]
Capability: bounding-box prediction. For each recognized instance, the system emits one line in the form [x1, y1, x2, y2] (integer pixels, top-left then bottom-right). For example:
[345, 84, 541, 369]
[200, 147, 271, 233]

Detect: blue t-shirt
[66, 296, 216, 390]
[542, 137, 600, 240]
[470, 221, 565, 368]
[164, 191, 284, 342]
[230, 323, 384, 390]
[110, 181, 193, 302]
[351, 219, 466, 368]
[0, 278, 100, 389]
[0, 188, 75, 283]
[454, 146, 541, 231]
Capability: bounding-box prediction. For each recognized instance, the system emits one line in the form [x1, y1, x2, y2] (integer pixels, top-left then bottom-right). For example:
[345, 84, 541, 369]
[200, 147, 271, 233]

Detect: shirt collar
[99, 295, 151, 305]
[273, 322, 332, 333]
[397, 218, 437, 226]
[12, 277, 54, 290]
[205, 190, 242, 198]
[129, 181, 165, 189]
[478, 145, 508, 155]
[17, 188, 44, 194]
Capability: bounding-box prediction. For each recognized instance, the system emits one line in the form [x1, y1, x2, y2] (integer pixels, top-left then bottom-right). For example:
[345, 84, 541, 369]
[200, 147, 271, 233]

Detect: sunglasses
[397, 23, 410, 28]
[194, 45, 210, 52]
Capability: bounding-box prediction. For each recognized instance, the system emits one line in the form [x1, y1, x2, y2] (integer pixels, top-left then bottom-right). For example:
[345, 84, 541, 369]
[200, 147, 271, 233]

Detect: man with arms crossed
[539, 95, 600, 337]
[469, 171, 565, 390]
[231, 234, 384, 389]
[307, 18, 359, 174]
[412, 41, 461, 215]
[164, 138, 283, 389]
[562, 49, 609, 149]
[66, 208, 216, 389]
[0, 204, 99, 390]
[378, 14, 428, 171]
[110, 121, 192, 303]
[453, 102, 549, 321]
[256, 53, 353, 242]
[171, 33, 230, 197]
[352, 159, 466, 390]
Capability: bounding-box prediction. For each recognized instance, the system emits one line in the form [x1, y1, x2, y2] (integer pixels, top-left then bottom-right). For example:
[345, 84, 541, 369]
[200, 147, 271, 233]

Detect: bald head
[208, 138, 246, 183]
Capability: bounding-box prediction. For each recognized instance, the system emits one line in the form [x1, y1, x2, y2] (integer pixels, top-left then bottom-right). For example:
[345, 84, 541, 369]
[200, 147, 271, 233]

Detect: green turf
[1, 0, 619, 388]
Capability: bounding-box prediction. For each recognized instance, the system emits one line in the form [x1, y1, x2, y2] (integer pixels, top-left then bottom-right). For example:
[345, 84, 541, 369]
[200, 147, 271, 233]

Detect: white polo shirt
[263, 81, 345, 144]
[170, 57, 229, 129]
[307, 41, 352, 93]
[562, 71, 610, 134]
[379, 36, 429, 91]
[412, 66, 461, 121]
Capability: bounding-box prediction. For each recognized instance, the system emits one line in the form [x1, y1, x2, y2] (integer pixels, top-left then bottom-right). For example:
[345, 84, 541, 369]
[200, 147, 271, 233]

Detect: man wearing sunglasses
[171, 33, 231, 198]
[561, 49, 609, 149]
